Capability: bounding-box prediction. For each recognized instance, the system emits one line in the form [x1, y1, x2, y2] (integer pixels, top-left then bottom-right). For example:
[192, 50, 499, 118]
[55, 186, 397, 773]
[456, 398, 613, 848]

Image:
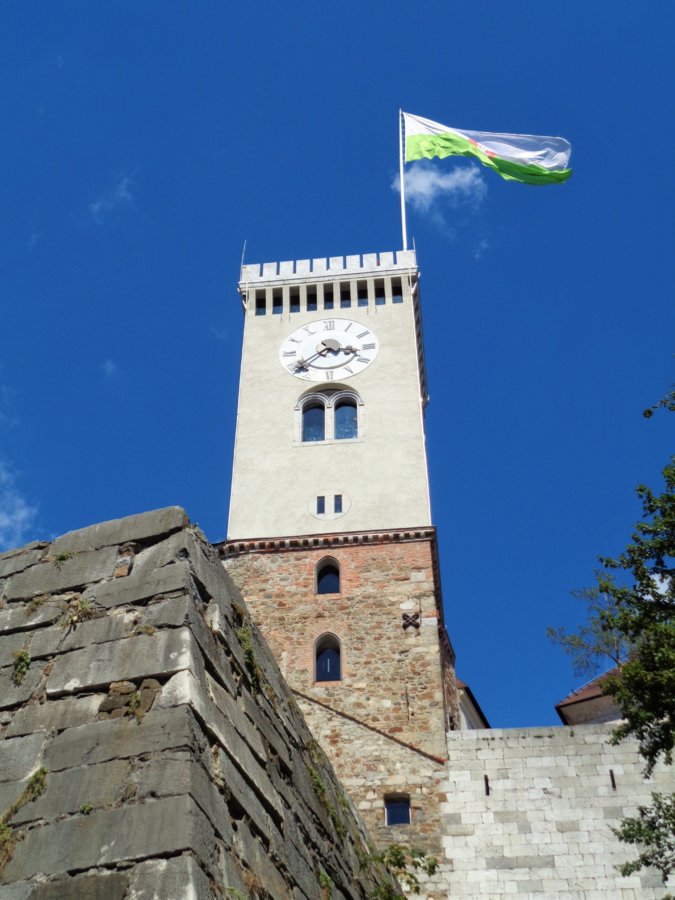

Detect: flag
[403, 112, 572, 185]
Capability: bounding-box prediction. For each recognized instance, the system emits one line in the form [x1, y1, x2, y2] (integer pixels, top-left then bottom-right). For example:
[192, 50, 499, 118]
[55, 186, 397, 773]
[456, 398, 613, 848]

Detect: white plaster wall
[440, 725, 673, 898]
[228, 254, 431, 539]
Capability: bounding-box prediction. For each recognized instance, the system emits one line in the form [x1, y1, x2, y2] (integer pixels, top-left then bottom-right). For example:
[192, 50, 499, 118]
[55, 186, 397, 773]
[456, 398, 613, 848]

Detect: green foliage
[235, 625, 262, 694]
[319, 870, 334, 896]
[364, 844, 438, 897]
[53, 551, 71, 566]
[309, 767, 326, 801]
[613, 792, 675, 884]
[128, 691, 143, 721]
[26, 767, 47, 801]
[61, 597, 96, 629]
[11, 648, 31, 686]
[0, 766, 48, 874]
[0, 823, 17, 874]
[547, 585, 633, 676]
[80, 803, 93, 815]
[643, 387, 675, 419]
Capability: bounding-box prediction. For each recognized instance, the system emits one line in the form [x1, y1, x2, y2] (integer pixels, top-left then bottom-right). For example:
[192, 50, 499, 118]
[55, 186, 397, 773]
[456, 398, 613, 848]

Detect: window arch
[315, 633, 341, 682]
[297, 389, 362, 443]
[316, 557, 340, 594]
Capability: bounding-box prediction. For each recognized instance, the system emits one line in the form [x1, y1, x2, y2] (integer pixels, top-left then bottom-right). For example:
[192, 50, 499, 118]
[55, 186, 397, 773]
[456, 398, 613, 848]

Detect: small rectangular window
[392, 278, 403, 304]
[375, 283, 386, 306]
[255, 296, 266, 316]
[290, 290, 300, 313]
[316, 496, 325, 515]
[357, 282, 368, 307]
[324, 287, 334, 310]
[340, 284, 351, 308]
[307, 290, 317, 312]
[334, 494, 342, 514]
[273, 290, 283, 315]
[385, 796, 411, 826]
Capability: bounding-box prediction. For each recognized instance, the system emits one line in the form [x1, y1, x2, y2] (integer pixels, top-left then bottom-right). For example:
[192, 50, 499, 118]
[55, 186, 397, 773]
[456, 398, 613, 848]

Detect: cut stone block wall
[441, 725, 674, 899]
[0, 509, 397, 898]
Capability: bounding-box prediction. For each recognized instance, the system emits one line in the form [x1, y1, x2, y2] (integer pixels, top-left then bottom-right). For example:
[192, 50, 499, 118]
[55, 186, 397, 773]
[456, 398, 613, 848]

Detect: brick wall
[222, 532, 459, 857]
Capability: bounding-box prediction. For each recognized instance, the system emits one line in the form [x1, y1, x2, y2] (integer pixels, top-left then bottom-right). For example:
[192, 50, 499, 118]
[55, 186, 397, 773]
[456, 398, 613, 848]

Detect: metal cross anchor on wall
[402, 612, 420, 630]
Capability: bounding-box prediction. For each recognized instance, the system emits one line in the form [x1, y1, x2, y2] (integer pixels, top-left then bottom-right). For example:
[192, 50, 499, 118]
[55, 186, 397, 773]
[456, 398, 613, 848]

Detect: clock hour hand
[296, 339, 340, 368]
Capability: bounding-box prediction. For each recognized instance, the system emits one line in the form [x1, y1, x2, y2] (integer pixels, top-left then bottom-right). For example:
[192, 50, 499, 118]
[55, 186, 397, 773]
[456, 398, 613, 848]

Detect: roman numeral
[288, 337, 301, 344]
[282, 350, 296, 357]
[325, 371, 334, 380]
[343, 366, 353, 374]
[361, 342, 376, 350]
[304, 326, 316, 335]
[343, 323, 353, 332]
[356, 356, 369, 364]
[357, 330, 369, 339]
[324, 320, 335, 330]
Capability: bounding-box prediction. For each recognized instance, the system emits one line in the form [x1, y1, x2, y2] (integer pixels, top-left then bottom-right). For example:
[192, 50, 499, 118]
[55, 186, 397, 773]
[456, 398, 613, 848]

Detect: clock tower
[222, 250, 459, 858]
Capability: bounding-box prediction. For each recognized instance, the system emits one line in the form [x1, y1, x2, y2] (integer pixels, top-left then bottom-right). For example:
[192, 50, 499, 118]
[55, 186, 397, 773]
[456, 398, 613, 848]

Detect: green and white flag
[403, 112, 572, 185]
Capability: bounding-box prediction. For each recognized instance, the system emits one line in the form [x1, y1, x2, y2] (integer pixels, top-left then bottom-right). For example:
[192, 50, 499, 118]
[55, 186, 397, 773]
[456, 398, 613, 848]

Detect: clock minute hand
[296, 340, 332, 368]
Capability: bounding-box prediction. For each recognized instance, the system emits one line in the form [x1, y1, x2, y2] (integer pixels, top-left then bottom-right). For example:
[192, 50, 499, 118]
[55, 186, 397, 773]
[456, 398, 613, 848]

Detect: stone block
[21, 872, 129, 899]
[11, 759, 133, 825]
[0, 662, 43, 711]
[29, 611, 134, 660]
[44, 706, 205, 772]
[46, 626, 201, 695]
[0, 600, 63, 636]
[0, 732, 46, 783]
[0, 547, 45, 580]
[3, 694, 103, 738]
[1, 795, 219, 883]
[49, 507, 187, 555]
[127, 855, 218, 900]
[6, 548, 118, 600]
[81, 560, 193, 609]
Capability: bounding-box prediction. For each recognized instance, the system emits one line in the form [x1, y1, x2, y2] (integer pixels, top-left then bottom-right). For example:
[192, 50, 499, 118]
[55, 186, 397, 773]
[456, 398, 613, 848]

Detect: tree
[550, 397, 674, 885]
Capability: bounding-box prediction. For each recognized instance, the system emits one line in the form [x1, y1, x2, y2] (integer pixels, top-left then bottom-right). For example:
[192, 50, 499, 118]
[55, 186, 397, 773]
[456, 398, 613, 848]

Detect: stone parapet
[0, 509, 398, 898]
[240, 249, 418, 287]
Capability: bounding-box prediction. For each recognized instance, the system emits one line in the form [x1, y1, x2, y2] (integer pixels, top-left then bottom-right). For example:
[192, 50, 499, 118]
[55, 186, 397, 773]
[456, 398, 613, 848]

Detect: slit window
[334, 494, 342, 514]
[340, 285, 351, 308]
[307, 290, 317, 312]
[302, 404, 325, 442]
[316, 558, 340, 594]
[316, 495, 325, 515]
[324, 287, 334, 310]
[334, 399, 357, 440]
[385, 796, 411, 826]
[357, 282, 368, 307]
[375, 283, 386, 306]
[273, 290, 283, 315]
[255, 295, 266, 316]
[315, 634, 341, 682]
[392, 279, 403, 304]
[290, 290, 300, 313]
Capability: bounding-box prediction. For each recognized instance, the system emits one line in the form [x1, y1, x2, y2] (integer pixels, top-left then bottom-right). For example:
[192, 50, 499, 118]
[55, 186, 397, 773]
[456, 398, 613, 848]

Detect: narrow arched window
[315, 634, 341, 682]
[334, 399, 357, 440]
[302, 403, 325, 442]
[316, 558, 340, 594]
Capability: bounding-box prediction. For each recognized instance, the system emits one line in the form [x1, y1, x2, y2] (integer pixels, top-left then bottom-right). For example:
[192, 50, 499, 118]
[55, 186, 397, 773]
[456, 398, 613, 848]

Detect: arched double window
[316, 557, 340, 594]
[315, 633, 341, 682]
[298, 389, 361, 443]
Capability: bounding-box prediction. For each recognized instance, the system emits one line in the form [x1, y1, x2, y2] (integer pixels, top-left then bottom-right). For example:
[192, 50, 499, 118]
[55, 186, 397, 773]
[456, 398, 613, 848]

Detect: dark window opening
[316, 495, 325, 515]
[273, 290, 283, 315]
[340, 285, 351, 308]
[392, 279, 403, 304]
[335, 400, 357, 440]
[317, 560, 340, 594]
[255, 296, 266, 316]
[290, 290, 300, 313]
[375, 283, 386, 306]
[307, 290, 317, 312]
[302, 404, 325, 442]
[324, 287, 334, 310]
[334, 494, 342, 514]
[357, 282, 368, 307]
[315, 634, 341, 682]
[385, 796, 411, 826]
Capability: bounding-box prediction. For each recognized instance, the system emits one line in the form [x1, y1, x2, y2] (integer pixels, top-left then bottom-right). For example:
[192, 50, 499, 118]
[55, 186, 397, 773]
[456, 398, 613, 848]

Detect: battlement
[240, 248, 417, 286]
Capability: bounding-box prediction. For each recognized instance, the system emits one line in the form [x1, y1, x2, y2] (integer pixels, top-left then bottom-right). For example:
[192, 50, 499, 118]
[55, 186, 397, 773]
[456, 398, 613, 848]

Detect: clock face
[279, 318, 379, 382]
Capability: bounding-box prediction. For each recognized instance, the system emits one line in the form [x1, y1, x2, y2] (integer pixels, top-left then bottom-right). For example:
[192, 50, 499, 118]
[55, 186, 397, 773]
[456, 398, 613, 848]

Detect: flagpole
[399, 109, 408, 251]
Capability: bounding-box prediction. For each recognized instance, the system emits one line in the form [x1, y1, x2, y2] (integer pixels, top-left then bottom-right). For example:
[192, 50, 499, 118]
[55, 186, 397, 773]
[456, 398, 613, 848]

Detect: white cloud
[102, 359, 119, 378]
[89, 175, 135, 223]
[0, 462, 37, 551]
[393, 161, 487, 212]
[473, 238, 490, 260]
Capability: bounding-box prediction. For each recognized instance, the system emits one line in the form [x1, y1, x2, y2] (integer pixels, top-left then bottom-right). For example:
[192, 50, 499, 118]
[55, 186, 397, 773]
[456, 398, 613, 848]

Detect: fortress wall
[441, 725, 673, 899]
[0, 509, 396, 899]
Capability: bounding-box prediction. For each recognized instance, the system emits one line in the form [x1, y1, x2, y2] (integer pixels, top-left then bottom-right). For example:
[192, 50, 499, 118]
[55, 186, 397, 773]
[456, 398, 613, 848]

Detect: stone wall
[441, 725, 674, 899]
[222, 532, 457, 859]
[0, 509, 397, 898]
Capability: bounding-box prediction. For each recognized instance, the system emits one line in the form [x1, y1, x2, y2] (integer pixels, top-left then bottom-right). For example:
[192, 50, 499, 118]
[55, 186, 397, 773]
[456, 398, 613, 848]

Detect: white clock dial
[279, 318, 379, 382]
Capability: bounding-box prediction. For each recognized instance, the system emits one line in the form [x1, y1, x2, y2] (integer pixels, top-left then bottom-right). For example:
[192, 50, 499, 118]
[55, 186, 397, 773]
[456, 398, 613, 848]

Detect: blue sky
[1, 2, 673, 726]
